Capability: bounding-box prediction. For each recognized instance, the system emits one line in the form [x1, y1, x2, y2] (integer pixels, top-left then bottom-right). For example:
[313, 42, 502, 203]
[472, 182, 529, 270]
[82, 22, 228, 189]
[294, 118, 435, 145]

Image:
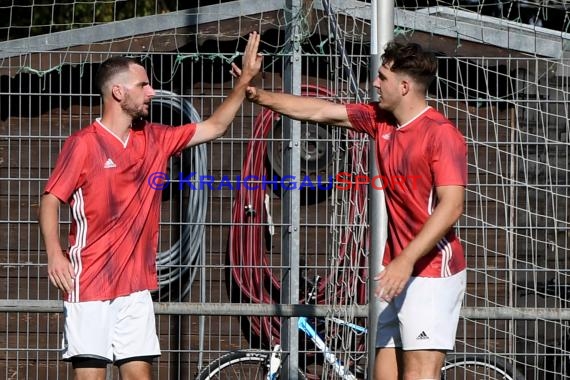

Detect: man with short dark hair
[234, 40, 467, 379]
[39, 32, 262, 380]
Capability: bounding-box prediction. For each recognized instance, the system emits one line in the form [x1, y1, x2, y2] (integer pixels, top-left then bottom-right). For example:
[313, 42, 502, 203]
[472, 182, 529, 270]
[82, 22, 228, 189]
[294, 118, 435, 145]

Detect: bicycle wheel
[196, 350, 307, 380]
[196, 350, 270, 380]
[441, 355, 525, 380]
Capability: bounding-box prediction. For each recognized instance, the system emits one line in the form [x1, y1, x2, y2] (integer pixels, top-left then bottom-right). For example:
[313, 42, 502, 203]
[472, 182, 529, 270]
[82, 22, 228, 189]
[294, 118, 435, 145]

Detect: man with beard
[39, 32, 261, 380]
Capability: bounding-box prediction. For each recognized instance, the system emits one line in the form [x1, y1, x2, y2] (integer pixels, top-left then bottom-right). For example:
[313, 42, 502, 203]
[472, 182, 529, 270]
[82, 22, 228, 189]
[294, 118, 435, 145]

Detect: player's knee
[116, 356, 155, 380]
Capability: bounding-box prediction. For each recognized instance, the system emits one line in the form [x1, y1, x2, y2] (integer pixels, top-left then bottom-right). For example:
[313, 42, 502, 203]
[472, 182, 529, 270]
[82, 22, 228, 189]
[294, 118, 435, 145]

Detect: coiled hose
[227, 85, 368, 346]
[152, 90, 208, 301]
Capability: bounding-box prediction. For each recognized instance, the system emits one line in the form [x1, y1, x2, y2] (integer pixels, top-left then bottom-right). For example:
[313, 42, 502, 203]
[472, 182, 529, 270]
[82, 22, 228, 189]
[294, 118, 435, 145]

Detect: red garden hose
[227, 84, 369, 346]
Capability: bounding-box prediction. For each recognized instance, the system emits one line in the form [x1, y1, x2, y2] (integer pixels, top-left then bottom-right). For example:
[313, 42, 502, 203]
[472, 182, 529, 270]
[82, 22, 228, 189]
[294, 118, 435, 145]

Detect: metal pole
[3, 301, 570, 320]
[368, 0, 392, 378]
[282, 0, 303, 378]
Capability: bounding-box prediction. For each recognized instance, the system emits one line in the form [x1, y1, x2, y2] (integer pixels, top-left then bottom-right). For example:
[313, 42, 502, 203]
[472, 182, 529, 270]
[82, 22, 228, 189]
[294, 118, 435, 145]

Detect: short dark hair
[381, 42, 438, 90]
[95, 56, 142, 95]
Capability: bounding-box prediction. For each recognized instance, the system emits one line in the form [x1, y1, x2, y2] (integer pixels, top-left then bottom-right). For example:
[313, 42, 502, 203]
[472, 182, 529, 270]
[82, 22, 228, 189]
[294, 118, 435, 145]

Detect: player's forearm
[39, 194, 64, 257]
[253, 88, 347, 125]
[204, 81, 250, 138]
[400, 187, 464, 263]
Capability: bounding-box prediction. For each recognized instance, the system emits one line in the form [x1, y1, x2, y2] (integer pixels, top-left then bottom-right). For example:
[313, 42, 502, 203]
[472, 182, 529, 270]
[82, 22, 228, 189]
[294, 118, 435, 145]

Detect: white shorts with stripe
[376, 269, 466, 351]
[62, 290, 161, 362]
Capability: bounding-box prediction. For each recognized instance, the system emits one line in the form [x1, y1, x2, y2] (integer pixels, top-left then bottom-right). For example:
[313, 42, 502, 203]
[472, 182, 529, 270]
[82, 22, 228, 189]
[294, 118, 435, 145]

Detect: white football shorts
[376, 269, 466, 351]
[62, 289, 161, 362]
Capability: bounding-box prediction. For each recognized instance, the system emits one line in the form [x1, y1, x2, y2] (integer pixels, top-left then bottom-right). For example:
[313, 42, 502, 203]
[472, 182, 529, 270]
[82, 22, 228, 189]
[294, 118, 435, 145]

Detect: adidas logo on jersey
[103, 158, 117, 168]
[381, 132, 392, 140]
[416, 331, 429, 340]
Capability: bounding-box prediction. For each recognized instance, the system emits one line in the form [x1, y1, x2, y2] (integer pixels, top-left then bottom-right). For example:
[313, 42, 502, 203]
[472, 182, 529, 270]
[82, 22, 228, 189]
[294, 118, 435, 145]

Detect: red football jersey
[346, 104, 467, 277]
[44, 119, 196, 301]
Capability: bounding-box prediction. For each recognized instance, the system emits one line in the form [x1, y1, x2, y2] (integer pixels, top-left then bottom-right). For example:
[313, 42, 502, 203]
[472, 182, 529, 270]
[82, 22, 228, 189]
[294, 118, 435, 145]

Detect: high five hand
[230, 33, 261, 101]
[235, 32, 262, 88]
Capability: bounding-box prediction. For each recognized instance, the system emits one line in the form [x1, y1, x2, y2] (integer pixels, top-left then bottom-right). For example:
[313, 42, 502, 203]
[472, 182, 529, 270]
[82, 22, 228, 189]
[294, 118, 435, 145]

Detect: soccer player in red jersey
[234, 41, 467, 380]
[39, 32, 262, 380]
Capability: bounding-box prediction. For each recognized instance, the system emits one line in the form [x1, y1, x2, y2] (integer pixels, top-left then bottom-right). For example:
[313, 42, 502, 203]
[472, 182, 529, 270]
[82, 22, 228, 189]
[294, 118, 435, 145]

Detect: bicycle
[195, 318, 523, 379]
[196, 277, 525, 379]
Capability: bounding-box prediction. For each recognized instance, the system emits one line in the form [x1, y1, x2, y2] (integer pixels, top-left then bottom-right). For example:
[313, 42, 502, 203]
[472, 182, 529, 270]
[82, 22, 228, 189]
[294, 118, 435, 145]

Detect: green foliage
[0, 0, 183, 41]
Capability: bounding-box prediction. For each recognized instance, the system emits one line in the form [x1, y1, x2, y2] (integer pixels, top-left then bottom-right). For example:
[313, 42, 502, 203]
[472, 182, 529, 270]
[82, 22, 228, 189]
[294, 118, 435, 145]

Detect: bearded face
[120, 90, 150, 119]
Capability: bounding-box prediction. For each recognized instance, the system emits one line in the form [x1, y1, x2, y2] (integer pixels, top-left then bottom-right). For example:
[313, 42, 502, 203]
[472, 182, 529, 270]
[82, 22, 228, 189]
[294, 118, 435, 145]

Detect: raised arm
[187, 32, 263, 147]
[247, 88, 352, 128]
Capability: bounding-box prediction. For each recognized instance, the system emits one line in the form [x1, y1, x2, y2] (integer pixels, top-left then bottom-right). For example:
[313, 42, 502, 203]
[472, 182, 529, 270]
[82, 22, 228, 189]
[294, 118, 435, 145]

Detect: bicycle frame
[267, 316, 367, 380]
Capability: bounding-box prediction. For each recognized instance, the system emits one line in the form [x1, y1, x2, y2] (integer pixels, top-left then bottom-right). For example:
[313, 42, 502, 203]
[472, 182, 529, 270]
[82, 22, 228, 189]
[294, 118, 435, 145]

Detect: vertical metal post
[368, 0, 392, 378]
[282, 0, 303, 378]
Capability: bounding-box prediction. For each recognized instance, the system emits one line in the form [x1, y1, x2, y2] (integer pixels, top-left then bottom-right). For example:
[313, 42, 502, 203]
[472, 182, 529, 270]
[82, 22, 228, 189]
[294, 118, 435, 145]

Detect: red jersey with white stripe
[346, 104, 467, 277]
[44, 119, 196, 302]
